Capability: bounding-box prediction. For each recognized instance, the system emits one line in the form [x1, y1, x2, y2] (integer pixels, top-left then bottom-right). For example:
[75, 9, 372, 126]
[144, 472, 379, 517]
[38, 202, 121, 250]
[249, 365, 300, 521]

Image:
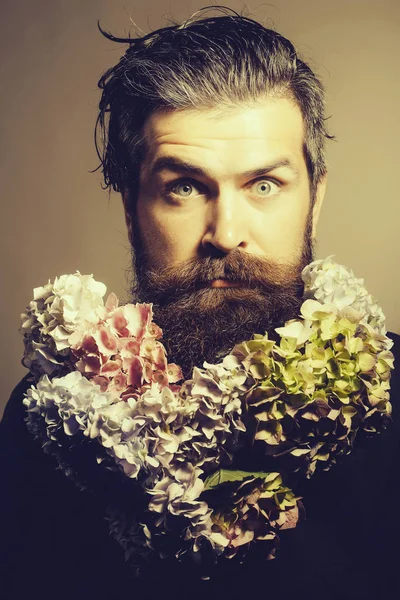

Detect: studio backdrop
[1, 0, 399, 417]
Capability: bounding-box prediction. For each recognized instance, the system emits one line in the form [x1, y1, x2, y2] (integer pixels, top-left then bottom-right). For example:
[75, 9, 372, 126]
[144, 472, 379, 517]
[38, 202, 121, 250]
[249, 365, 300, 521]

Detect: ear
[122, 190, 134, 244]
[311, 174, 328, 239]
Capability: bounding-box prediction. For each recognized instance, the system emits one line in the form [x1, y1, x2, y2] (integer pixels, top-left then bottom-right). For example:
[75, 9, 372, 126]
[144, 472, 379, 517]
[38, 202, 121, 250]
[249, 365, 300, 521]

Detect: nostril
[201, 244, 228, 259]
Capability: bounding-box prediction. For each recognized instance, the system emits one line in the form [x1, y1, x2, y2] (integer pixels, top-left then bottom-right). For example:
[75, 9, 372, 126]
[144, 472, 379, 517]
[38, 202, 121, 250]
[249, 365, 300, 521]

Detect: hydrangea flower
[19, 258, 395, 576]
[228, 295, 394, 477]
[20, 272, 110, 377]
[302, 257, 387, 336]
[209, 472, 301, 559]
[71, 301, 182, 398]
[86, 383, 196, 479]
[23, 370, 112, 441]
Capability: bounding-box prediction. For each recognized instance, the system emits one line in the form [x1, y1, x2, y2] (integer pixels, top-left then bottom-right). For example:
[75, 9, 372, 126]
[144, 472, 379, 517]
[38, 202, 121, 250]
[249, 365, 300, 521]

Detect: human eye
[162, 179, 205, 203]
[248, 178, 281, 198]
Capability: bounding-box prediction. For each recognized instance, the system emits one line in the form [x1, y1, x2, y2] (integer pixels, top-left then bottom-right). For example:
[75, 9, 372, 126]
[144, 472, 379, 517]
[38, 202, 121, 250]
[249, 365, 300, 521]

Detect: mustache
[137, 250, 305, 300]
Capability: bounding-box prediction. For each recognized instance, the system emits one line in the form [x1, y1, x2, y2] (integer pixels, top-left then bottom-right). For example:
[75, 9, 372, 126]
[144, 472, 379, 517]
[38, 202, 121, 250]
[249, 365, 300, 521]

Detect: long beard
[128, 214, 314, 380]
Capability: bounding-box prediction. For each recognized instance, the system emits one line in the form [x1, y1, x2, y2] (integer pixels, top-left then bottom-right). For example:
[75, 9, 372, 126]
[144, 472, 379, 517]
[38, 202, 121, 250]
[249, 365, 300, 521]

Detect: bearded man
[1, 8, 399, 600]
[103, 15, 328, 377]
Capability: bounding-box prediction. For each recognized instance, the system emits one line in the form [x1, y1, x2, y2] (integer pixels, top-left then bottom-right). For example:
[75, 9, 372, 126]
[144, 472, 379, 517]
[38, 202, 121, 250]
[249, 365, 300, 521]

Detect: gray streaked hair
[95, 6, 334, 206]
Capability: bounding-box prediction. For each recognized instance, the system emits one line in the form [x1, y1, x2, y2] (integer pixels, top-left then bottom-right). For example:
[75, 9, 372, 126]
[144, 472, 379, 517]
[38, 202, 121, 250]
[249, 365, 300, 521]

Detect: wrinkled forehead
[140, 98, 307, 175]
[136, 98, 308, 183]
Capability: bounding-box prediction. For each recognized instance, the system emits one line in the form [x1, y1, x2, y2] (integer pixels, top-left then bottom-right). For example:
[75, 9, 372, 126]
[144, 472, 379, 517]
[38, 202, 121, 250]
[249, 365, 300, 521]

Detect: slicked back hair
[95, 7, 334, 208]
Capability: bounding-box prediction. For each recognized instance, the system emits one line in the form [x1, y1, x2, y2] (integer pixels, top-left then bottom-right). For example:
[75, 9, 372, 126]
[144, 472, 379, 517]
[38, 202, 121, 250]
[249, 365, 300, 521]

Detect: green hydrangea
[230, 302, 393, 478]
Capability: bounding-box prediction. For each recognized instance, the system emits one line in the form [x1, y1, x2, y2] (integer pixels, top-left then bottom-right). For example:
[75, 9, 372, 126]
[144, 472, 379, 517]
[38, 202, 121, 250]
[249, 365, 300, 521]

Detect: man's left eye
[173, 182, 198, 197]
[250, 179, 280, 196]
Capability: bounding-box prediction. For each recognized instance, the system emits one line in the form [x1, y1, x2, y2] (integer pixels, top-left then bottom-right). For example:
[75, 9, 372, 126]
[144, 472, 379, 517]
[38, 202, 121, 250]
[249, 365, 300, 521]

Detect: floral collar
[20, 257, 394, 579]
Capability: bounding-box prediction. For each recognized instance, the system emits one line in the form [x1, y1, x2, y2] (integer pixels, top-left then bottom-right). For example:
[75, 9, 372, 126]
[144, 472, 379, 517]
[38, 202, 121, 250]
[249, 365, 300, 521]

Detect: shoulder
[0, 373, 36, 463]
[1, 373, 33, 422]
[389, 330, 400, 372]
[388, 330, 400, 364]
[384, 330, 400, 459]
[0, 374, 142, 599]
[387, 331, 400, 421]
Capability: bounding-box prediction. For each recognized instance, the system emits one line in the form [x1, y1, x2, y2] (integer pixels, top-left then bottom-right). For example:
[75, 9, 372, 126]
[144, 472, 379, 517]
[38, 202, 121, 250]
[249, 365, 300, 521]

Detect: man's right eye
[163, 180, 205, 202]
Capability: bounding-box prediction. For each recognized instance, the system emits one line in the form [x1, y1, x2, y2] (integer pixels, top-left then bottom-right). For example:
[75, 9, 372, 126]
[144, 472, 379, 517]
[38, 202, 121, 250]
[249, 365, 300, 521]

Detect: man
[96, 8, 328, 379]
[1, 8, 399, 600]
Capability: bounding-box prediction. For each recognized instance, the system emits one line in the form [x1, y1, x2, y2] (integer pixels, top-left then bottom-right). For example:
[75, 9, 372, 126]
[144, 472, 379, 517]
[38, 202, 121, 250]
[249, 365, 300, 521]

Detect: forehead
[141, 97, 306, 172]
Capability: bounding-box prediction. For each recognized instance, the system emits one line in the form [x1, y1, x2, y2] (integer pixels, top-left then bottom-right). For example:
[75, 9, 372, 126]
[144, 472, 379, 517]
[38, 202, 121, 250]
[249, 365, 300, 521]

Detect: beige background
[1, 0, 399, 417]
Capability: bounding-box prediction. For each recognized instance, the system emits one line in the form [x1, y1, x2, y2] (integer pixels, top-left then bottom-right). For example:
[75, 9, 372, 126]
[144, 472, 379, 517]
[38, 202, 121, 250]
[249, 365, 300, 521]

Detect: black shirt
[1, 333, 399, 600]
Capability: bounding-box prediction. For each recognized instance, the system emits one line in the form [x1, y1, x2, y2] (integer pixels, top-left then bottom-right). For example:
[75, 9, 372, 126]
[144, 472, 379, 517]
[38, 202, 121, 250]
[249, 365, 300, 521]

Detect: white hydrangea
[86, 397, 148, 478]
[23, 371, 111, 440]
[82, 363, 247, 556]
[146, 464, 228, 556]
[302, 257, 386, 334]
[85, 382, 199, 479]
[132, 367, 247, 557]
[175, 366, 246, 470]
[20, 272, 107, 375]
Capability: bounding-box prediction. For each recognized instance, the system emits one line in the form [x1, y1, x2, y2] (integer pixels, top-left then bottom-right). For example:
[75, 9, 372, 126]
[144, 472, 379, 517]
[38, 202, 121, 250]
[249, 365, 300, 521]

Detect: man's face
[123, 98, 326, 377]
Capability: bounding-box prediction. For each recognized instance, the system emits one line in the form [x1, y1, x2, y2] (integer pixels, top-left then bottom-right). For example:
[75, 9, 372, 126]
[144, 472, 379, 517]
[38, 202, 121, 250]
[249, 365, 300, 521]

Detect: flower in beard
[70, 301, 182, 398]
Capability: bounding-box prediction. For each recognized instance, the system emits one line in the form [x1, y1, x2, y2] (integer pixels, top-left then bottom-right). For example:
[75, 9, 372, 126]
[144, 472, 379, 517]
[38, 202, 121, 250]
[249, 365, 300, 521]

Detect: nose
[201, 193, 248, 254]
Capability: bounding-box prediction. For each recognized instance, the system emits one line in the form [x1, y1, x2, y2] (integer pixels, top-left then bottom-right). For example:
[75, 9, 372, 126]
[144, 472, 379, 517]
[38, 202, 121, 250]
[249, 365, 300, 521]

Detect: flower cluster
[20, 273, 108, 378]
[230, 298, 393, 477]
[20, 258, 395, 576]
[207, 471, 301, 560]
[20, 271, 182, 394]
[302, 256, 387, 336]
[70, 300, 182, 397]
[23, 370, 111, 444]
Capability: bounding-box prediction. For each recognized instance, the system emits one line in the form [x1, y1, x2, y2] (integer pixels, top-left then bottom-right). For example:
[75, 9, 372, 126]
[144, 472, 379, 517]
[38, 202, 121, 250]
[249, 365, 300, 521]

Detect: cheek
[137, 200, 203, 267]
[253, 199, 309, 258]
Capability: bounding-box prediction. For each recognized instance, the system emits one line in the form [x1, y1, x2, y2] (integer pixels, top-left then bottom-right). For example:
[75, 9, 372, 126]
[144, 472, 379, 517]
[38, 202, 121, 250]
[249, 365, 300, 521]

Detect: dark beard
[128, 213, 314, 380]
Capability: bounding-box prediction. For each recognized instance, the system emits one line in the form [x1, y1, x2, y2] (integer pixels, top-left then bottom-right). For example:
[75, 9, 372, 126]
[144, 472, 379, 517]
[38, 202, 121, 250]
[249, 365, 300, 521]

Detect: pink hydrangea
[70, 293, 182, 398]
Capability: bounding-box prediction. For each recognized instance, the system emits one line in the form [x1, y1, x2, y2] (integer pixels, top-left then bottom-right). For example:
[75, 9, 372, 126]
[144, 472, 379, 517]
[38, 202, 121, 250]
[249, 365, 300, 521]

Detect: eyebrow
[149, 156, 300, 180]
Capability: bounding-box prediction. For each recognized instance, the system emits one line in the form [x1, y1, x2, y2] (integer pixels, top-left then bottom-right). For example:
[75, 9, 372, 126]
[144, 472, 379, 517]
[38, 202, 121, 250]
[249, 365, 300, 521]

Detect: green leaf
[203, 469, 271, 492]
